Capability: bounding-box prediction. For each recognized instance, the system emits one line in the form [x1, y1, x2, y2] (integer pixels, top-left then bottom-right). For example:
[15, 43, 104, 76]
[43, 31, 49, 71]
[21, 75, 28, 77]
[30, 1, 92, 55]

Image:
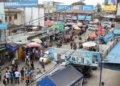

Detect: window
[14, 14, 17, 19]
[5, 17, 7, 21]
[9, 16, 11, 21]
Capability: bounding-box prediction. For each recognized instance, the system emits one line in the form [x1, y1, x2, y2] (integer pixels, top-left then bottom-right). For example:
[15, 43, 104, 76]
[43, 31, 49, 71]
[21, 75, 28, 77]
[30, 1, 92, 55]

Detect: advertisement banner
[85, 16, 92, 21]
[104, 5, 116, 11]
[72, 5, 83, 10]
[56, 5, 71, 11]
[83, 5, 94, 11]
[70, 51, 101, 66]
[104, 0, 117, 5]
[78, 15, 85, 20]
[43, 1, 53, 7]
[4, 0, 38, 7]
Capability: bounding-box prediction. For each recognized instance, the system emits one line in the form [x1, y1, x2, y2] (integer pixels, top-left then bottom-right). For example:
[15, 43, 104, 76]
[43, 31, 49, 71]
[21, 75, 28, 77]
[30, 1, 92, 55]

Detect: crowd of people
[1, 55, 46, 86]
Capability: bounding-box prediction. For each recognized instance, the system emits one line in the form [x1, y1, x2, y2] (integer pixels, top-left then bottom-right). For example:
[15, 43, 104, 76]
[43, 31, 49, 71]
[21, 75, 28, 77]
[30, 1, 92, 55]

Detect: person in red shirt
[98, 23, 103, 36]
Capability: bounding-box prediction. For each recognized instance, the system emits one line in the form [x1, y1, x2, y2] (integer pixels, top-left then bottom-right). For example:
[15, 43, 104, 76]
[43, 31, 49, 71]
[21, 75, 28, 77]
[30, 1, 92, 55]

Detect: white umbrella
[82, 42, 97, 48]
[32, 38, 42, 44]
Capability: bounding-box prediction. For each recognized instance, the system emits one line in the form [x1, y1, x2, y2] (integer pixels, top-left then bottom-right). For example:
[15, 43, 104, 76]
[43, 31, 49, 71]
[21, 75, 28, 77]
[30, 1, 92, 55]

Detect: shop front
[6, 44, 19, 59]
[0, 43, 6, 59]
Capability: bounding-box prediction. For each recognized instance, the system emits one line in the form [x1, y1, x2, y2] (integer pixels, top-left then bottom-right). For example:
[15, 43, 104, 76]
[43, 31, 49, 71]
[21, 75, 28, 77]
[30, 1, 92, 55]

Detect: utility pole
[23, 7, 26, 32]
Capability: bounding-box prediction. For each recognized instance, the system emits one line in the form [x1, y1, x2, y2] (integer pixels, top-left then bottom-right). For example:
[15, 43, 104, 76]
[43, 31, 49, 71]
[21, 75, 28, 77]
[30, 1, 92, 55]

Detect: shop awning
[0, 47, 6, 51]
[49, 65, 83, 86]
[6, 44, 19, 51]
[37, 77, 56, 86]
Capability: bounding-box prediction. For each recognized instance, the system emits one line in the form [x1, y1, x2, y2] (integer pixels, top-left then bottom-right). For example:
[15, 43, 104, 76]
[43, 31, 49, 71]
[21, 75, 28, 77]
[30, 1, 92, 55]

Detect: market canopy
[82, 41, 97, 48]
[32, 38, 42, 44]
[89, 33, 97, 39]
[26, 42, 42, 49]
[49, 65, 83, 86]
[102, 42, 120, 70]
[74, 27, 81, 30]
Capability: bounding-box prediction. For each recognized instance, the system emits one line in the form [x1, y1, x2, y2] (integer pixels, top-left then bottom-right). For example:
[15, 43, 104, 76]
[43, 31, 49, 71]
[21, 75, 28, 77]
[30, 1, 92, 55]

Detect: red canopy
[89, 33, 97, 39]
[26, 42, 42, 49]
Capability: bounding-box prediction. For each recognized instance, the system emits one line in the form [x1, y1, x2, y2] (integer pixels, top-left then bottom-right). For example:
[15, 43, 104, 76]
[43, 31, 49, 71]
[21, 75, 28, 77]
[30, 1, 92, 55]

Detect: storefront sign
[70, 51, 101, 66]
[78, 15, 85, 20]
[56, 5, 71, 11]
[4, 0, 38, 7]
[83, 5, 94, 11]
[72, 5, 83, 10]
[104, 5, 116, 11]
[0, 44, 6, 49]
[85, 16, 92, 21]
[0, 23, 8, 30]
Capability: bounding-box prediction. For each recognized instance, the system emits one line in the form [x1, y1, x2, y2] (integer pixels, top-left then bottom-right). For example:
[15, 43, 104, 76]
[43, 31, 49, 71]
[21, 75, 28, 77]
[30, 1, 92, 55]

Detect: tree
[72, 0, 85, 5]
[96, 3, 102, 13]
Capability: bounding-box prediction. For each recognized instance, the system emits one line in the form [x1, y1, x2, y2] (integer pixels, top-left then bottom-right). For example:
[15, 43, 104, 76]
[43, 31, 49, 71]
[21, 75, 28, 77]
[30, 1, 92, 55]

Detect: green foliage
[96, 3, 102, 13]
[72, 1, 85, 5]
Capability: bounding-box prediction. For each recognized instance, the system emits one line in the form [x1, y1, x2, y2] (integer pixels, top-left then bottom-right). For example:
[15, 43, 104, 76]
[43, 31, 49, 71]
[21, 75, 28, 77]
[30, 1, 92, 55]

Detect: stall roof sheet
[104, 42, 120, 64]
[49, 65, 83, 86]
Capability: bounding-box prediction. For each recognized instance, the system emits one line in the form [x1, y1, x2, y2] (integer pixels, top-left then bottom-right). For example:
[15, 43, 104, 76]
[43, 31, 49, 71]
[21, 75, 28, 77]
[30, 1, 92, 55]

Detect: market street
[0, 30, 120, 86]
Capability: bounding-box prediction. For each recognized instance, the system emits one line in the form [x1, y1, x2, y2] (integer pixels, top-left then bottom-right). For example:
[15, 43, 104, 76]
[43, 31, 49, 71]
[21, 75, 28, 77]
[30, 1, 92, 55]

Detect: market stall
[37, 65, 84, 86]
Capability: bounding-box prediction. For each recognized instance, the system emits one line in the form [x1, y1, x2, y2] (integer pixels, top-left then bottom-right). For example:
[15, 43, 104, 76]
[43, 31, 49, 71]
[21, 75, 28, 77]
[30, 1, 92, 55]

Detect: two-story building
[53, 5, 95, 23]
[5, 8, 23, 25]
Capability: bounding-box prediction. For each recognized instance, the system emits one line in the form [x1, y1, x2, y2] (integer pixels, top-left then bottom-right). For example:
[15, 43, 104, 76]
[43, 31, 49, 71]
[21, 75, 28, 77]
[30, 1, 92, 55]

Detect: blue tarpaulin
[103, 32, 114, 43]
[103, 42, 120, 70]
[37, 77, 56, 86]
[6, 44, 19, 51]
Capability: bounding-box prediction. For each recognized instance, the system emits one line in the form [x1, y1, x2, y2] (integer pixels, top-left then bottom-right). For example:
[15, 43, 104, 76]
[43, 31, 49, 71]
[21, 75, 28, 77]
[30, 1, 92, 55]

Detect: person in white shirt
[15, 70, 20, 84]
[6, 71, 10, 84]
[12, 59, 15, 67]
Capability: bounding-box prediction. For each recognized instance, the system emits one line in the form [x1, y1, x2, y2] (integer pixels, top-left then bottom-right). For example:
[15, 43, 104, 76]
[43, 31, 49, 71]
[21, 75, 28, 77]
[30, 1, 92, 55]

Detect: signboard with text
[83, 5, 94, 11]
[56, 5, 71, 11]
[0, 23, 8, 30]
[4, 0, 38, 7]
[104, 0, 117, 11]
[69, 50, 101, 66]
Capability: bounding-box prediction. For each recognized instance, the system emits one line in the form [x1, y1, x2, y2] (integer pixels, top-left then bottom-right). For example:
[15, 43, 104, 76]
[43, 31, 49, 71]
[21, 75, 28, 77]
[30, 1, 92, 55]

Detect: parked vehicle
[39, 51, 51, 64]
[70, 63, 92, 77]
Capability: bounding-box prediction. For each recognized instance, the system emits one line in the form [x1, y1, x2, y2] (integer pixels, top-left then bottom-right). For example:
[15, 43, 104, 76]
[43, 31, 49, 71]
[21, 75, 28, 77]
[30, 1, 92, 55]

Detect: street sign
[4, 0, 38, 7]
[0, 23, 8, 30]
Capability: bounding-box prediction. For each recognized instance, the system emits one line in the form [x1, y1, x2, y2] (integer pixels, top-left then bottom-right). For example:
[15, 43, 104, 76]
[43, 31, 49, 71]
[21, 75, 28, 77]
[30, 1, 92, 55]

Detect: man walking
[15, 70, 20, 84]
[20, 68, 24, 82]
[70, 41, 73, 49]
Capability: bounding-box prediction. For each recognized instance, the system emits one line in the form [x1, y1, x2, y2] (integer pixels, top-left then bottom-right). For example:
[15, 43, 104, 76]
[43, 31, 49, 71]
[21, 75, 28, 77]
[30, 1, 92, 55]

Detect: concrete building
[52, 5, 94, 23]
[5, 8, 23, 25]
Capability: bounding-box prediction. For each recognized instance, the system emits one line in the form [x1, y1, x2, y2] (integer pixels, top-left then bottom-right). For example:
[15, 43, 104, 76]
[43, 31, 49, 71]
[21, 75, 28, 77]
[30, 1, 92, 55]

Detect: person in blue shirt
[10, 71, 14, 84]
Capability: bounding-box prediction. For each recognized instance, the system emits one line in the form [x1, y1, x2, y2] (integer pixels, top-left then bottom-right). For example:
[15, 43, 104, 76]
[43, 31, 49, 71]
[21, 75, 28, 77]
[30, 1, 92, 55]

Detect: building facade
[53, 5, 94, 23]
[5, 8, 23, 25]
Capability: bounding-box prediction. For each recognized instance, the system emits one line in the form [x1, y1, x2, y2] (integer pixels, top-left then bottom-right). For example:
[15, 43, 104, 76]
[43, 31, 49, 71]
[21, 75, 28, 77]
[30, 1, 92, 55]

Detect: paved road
[0, 30, 119, 86]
